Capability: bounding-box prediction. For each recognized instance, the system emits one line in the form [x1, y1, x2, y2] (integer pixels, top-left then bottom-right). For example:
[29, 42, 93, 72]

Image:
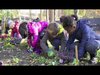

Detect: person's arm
[40, 32, 49, 51]
[66, 34, 75, 50]
[40, 21, 49, 29]
[11, 29, 14, 39]
[27, 33, 32, 47]
[16, 25, 22, 39]
[60, 32, 67, 51]
[31, 28, 39, 48]
[44, 21, 49, 27]
[27, 23, 33, 47]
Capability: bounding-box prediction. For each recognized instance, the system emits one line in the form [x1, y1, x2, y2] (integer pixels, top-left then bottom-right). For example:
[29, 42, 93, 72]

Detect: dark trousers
[5, 27, 9, 34]
[52, 38, 61, 51]
[69, 39, 100, 60]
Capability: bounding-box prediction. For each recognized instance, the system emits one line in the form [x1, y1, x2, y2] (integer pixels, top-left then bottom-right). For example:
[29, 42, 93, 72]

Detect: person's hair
[47, 22, 60, 34]
[60, 16, 66, 23]
[33, 18, 40, 22]
[71, 14, 78, 21]
[19, 22, 28, 38]
[62, 16, 76, 28]
[36, 18, 40, 22]
[36, 17, 39, 20]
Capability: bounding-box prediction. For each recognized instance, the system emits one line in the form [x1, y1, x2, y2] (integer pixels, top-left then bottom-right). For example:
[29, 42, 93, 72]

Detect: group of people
[0, 15, 100, 65]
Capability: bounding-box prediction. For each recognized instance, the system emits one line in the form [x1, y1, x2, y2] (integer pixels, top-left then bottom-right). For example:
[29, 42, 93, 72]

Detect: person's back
[40, 22, 67, 57]
[11, 20, 21, 38]
[28, 21, 48, 35]
[27, 21, 49, 54]
[76, 19, 99, 41]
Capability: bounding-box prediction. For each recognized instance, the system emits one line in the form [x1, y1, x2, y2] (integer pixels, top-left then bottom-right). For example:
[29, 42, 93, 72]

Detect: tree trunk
[54, 9, 56, 21]
[29, 10, 32, 19]
[40, 10, 42, 20]
[74, 9, 79, 16]
[56, 10, 59, 20]
[61, 10, 64, 16]
[57, 10, 64, 18]
[46, 10, 49, 22]
[49, 9, 54, 23]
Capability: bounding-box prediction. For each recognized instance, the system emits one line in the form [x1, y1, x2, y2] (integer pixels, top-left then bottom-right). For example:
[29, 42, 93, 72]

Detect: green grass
[30, 52, 60, 66]
[0, 36, 98, 66]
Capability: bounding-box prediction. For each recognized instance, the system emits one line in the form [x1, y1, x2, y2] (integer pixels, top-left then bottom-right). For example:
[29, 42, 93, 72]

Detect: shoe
[27, 48, 33, 53]
[34, 49, 42, 55]
[91, 57, 98, 64]
[59, 59, 67, 64]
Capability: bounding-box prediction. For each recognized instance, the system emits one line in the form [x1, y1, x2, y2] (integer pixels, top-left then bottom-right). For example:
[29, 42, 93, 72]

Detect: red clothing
[11, 21, 21, 38]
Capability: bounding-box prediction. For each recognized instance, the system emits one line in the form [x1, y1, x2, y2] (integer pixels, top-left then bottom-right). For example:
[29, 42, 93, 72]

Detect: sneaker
[34, 49, 42, 55]
[27, 48, 33, 53]
[91, 57, 98, 64]
[59, 59, 67, 64]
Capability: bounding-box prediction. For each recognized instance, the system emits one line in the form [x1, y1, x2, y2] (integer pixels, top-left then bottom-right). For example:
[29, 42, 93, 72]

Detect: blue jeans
[69, 39, 100, 60]
[85, 39, 100, 59]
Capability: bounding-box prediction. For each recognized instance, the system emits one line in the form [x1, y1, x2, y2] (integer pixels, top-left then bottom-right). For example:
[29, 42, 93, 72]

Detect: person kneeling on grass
[61, 15, 100, 65]
[26, 20, 49, 55]
[10, 20, 22, 45]
[40, 22, 68, 57]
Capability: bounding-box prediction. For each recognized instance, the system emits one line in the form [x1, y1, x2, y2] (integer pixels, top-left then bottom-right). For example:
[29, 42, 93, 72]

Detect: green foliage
[47, 50, 55, 57]
[64, 10, 74, 15]
[78, 10, 86, 18]
[30, 51, 59, 66]
[96, 49, 100, 62]
[63, 9, 86, 18]
[3, 37, 15, 49]
[30, 53, 38, 59]
[71, 58, 79, 66]
[12, 57, 21, 64]
[3, 42, 14, 49]
[38, 56, 47, 64]
[0, 10, 19, 19]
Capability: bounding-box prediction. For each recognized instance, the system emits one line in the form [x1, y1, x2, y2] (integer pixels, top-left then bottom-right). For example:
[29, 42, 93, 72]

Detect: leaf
[12, 57, 20, 64]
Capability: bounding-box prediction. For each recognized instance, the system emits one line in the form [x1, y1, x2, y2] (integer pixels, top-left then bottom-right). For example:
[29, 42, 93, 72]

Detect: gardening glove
[27, 46, 34, 53]
[47, 49, 55, 57]
[71, 58, 79, 65]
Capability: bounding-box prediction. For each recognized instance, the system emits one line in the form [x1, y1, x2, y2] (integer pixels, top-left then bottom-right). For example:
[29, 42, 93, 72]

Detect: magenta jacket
[27, 21, 49, 48]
